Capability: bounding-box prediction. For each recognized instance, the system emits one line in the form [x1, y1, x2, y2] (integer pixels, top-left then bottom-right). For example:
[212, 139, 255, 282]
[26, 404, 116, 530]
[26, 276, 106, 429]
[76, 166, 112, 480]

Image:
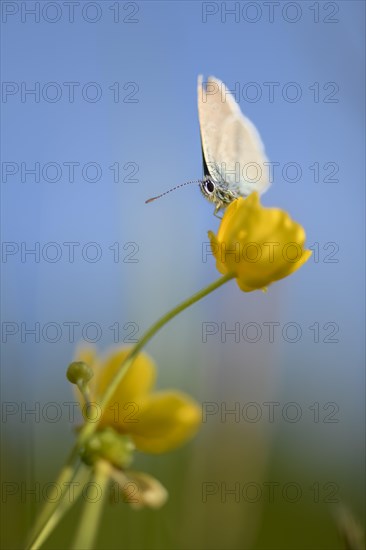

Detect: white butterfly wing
[197, 75, 270, 197]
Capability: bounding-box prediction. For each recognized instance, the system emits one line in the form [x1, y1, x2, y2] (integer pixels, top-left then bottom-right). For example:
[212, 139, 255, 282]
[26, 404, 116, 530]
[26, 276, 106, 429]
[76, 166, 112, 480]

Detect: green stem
[26, 446, 80, 549]
[71, 460, 111, 550]
[77, 273, 233, 446]
[28, 462, 89, 550]
[76, 380, 93, 418]
[28, 273, 233, 548]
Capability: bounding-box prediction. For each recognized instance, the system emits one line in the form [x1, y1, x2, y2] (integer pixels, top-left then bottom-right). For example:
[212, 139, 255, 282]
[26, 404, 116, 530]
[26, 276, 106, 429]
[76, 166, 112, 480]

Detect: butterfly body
[199, 176, 239, 215]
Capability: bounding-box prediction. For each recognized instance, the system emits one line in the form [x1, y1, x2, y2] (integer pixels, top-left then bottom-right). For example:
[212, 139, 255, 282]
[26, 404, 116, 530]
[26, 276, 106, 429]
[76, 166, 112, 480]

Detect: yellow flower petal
[75, 346, 99, 370]
[73, 347, 201, 455]
[210, 193, 312, 292]
[129, 391, 201, 454]
[208, 230, 228, 276]
[95, 348, 156, 401]
[94, 348, 157, 430]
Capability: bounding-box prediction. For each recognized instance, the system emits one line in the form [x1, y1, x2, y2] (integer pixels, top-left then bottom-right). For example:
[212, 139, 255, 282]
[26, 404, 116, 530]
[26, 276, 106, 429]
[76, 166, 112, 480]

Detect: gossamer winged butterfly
[146, 75, 270, 216]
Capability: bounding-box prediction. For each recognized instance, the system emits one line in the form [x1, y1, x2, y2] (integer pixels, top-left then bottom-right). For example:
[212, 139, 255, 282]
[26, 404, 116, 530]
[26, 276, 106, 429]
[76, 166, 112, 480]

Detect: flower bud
[66, 361, 93, 385]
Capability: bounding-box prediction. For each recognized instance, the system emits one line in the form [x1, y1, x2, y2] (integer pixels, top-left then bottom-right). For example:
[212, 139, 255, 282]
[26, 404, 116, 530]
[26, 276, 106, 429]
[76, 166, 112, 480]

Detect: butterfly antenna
[145, 180, 201, 204]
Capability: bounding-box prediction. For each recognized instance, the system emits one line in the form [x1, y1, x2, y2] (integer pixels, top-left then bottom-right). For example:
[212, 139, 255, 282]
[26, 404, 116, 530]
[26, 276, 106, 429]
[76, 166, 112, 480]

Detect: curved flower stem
[71, 460, 111, 550]
[76, 380, 93, 417]
[28, 273, 234, 548]
[77, 273, 234, 446]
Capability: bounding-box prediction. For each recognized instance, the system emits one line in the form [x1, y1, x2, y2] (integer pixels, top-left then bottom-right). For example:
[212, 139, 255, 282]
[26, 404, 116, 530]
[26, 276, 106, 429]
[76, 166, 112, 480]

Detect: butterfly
[146, 75, 270, 216]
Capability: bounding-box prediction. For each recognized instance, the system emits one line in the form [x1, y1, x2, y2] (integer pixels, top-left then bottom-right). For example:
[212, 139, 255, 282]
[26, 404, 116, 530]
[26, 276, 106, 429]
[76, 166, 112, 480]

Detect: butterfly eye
[205, 180, 215, 194]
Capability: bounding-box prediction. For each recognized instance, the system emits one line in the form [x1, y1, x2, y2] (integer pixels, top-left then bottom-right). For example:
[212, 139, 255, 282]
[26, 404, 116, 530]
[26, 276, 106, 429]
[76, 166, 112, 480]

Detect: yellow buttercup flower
[208, 192, 312, 292]
[76, 346, 201, 454]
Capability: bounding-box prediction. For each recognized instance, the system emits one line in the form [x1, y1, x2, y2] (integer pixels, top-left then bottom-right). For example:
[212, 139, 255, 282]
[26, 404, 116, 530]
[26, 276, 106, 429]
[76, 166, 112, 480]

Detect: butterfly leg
[213, 205, 223, 219]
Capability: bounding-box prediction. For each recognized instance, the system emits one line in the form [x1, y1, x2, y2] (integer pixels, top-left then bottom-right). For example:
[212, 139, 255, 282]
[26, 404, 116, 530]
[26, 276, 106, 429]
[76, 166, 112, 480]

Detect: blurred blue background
[1, 1, 365, 548]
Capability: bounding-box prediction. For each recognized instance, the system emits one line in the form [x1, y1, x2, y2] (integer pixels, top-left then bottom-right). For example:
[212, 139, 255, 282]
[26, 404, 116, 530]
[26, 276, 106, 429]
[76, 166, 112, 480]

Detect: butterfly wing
[197, 75, 270, 197]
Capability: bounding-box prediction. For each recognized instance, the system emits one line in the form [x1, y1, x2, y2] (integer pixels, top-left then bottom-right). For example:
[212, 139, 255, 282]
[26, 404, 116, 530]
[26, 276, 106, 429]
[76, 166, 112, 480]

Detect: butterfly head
[199, 177, 238, 211]
[199, 177, 216, 201]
